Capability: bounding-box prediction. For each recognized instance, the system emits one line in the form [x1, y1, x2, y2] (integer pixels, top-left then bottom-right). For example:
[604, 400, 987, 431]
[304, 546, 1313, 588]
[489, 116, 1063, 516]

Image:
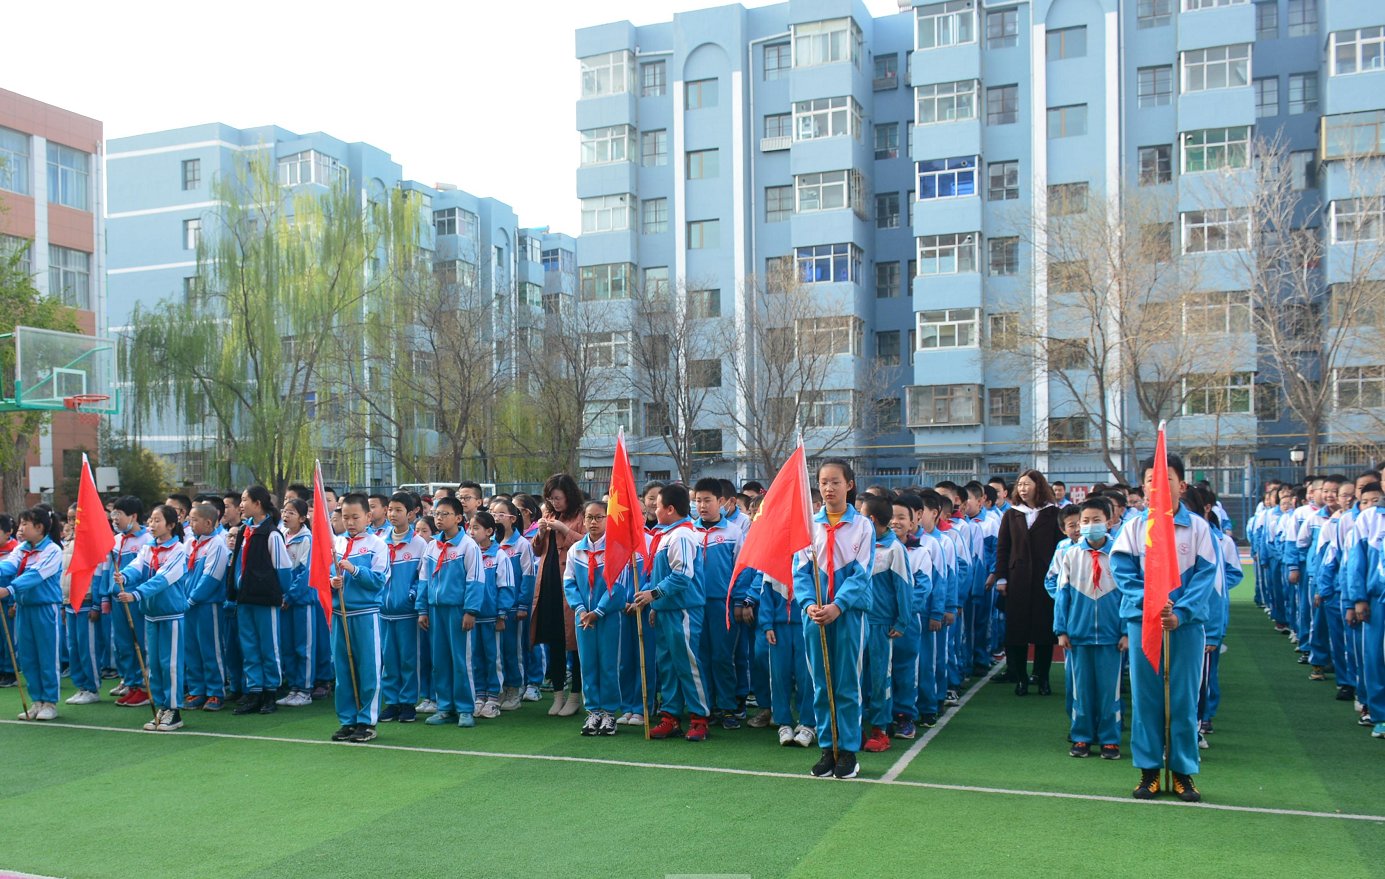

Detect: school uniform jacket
[0, 538, 63, 605]
[1051, 537, 1120, 646]
[1110, 503, 1217, 626]
[382, 529, 428, 619]
[791, 505, 874, 616]
[564, 535, 624, 618]
[474, 541, 515, 622]
[418, 529, 485, 613]
[121, 538, 191, 621]
[869, 530, 912, 633]
[185, 527, 230, 607]
[333, 532, 388, 615]
[648, 518, 702, 612]
[499, 530, 537, 615]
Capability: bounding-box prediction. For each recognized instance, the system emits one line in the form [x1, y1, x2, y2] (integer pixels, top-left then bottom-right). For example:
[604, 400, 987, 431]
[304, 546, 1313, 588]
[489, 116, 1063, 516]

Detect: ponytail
[18, 506, 60, 546]
[151, 504, 186, 543]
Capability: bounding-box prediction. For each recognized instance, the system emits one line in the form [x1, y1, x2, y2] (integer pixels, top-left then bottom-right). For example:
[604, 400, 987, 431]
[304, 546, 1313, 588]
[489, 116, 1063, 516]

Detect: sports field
[2, 569, 1382, 879]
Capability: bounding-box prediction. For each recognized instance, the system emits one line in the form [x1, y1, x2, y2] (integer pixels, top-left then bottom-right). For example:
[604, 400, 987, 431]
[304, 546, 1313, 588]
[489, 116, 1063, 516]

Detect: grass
[2, 567, 1383, 878]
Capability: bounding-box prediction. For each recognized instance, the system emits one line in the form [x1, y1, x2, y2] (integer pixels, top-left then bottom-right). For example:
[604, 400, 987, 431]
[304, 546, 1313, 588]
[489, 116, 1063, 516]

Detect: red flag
[728, 442, 813, 604]
[1142, 423, 1181, 670]
[308, 461, 336, 625]
[603, 429, 643, 589]
[69, 454, 114, 614]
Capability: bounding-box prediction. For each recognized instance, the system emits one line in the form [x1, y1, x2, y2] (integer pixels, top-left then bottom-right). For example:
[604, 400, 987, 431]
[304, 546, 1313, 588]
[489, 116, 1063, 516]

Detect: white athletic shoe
[276, 691, 298, 706]
[521, 685, 541, 702]
[626, 713, 645, 727]
[1198, 732, 1209, 750]
[293, 690, 314, 707]
[34, 701, 57, 721]
[615, 712, 633, 725]
[499, 688, 522, 711]
[144, 710, 166, 731]
[415, 699, 438, 714]
[66, 689, 100, 705]
[474, 700, 485, 716]
[109, 683, 129, 698]
[778, 725, 795, 746]
[558, 690, 581, 717]
[793, 724, 816, 748]
[479, 700, 501, 719]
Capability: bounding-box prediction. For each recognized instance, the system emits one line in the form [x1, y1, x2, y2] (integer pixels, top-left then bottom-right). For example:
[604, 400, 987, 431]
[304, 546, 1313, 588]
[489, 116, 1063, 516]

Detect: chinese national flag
[728, 441, 813, 606]
[308, 461, 337, 625]
[603, 429, 643, 589]
[1142, 423, 1181, 670]
[69, 454, 114, 614]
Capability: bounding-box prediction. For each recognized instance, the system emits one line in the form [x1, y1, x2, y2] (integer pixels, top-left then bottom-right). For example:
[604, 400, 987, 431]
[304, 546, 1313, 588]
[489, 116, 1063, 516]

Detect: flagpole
[808, 551, 840, 764]
[1163, 626, 1172, 792]
[630, 559, 651, 741]
[0, 605, 30, 717]
[334, 553, 362, 714]
[116, 581, 160, 724]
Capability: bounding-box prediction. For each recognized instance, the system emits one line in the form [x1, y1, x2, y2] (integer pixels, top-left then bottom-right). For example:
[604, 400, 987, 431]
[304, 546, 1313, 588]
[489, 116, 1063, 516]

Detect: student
[1317, 479, 1360, 703]
[934, 491, 967, 705]
[757, 567, 815, 747]
[457, 482, 485, 522]
[616, 520, 656, 728]
[862, 496, 910, 754]
[419, 496, 485, 728]
[793, 459, 874, 780]
[1052, 500, 1125, 759]
[1344, 482, 1385, 737]
[1192, 488, 1242, 743]
[633, 483, 710, 742]
[888, 493, 929, 737]
[276, 498, 316, 708]
[62, 505, 102, 706]
[115, 505, 191, 732]
[366, 494, 391, 537]
[493, 499, 537, 709]
[328, 494, 388, 743]
[1111, 453, 1216, 802]
[0, 508, 64, 721]
[691, 477, 747, 729]
[1306, 477, 1343, 682]
[182, 503, 230, 711]
[105, 496, 153, 707]
[914, 490, 952, 728]
[1045, 503, 1086, 719]
[564, 501, 624, 735]
[164, 494, 192, 529]
[467, 510, 513, 719]
[380, 491, 428, 724]
[229, 486, 292, 716]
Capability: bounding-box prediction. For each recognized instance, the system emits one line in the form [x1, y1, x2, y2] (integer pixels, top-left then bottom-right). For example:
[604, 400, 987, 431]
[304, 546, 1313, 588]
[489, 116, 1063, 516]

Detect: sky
[6, 0, 904, 235]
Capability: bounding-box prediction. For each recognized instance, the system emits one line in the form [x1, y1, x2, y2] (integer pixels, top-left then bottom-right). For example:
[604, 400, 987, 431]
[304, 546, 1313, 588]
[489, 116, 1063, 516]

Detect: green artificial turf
[1, 566, 1382, 878]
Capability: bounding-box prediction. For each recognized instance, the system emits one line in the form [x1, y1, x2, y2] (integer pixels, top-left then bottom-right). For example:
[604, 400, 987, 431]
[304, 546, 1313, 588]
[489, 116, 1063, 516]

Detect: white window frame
[580, 125, 637, 166]
[987, 160, 1018, 200]
[1331, 198, 1385, 243]
[1334, 366, 1385, 410]
[581, 194, 635, 234]
[1288, 72, 1318, 114]
[906, 383, 983, 427]
[917, 155, 978, 199]
[585, 331, 631, 368]
[1181, 372, 1253, 416]
[585, 399, 636, 437]
[801, 389, 856, 428]
[766, 185, 793, 222]
[793, 96, 863, 142]
[1137, 66, 1173, 107]
[1286, 0, 1316, 38]
[641, 198, 668, 235]
[640, 61, 667, 97]
[795, 170, 865, 216]
[47, 245, 90, 309]
[796, 316, 864, 357]
[1182, 126, 1251, 172]
[916, 233, 978, 275]
[915, 80, 979, 124]
[46, 142, 89, 210]
[580, 51, 634, 98]
[916, 1, 976, 51]
[0, 127, 31, 196]
[1184, 0, 1247, 9]
[1183, 290, 1251, 333]
[987, 386, 1021, 425]
[641, 129, 668, 167]
[183, 217, 201, 251]
[792, 17, 864, 68]
[1182, 208, 1251, 253]
[795, 243, 863, 285]
[1331, 27, 1385, 77]
[916, 308, 980, 350]
[1181, 44, 1251, 93]
[988, 237, 1019, 275]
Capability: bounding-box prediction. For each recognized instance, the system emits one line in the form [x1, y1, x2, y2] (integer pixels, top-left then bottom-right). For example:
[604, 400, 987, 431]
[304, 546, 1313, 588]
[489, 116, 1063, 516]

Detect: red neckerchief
[342, 536, 360, 568]
[1088, 546, 1105, 595]
[188, 535, 207, 568]
[820, 514, 848, 603]
[434, 533, 458, 575]
[937, 519, 953, 531]
[16, 547, 39, 574]
[387, 531, 410, 564]
[695, 519, 721, 561]
[644, 521, 693, 576]
[239, 522, 257, 578]
[588, 546, 604, 590]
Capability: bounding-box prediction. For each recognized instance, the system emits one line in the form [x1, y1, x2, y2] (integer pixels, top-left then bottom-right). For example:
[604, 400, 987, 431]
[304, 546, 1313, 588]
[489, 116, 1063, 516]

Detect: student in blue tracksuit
[616, 525, 656, 726]
[182, 503, 230, 712]
[1271, 487, 1301, 634]
[1053, 499, 1125, 759]
[793, 459, 874, 780]
[887, 494, 926, 739]
[968, 481, 999, 673]
[1290, 480, 1324, 650]
[634, 483, 710, 742]
[328, 494, 388, 743]
[468, 511, 513, 719]
[1318, 480, 1364, 702]
[419, 496, 486, 729]
[757, 569, 815, 747]
[492, 499, 536, 710]
[691, 478, 750, 729]
[1344, 487, 1385, 737]
[915, 490, 952, 728]
[105, 497, 153, 706]
[1111, 453, 1217, 802]
[229, 486, 293, 717]
[937, 494, 970, 704]
[1196, 496, 1242, 739]
[380, 491, 428, 723]
[61, 504, 103, 706]
[564, 501, 624, 736]
[276, 499, 317, 708]
[861, 496, 911, 755]
[366, 494, 391, 538]
[0, 508, 64, 721]
[1046, 506, 1084, 720]
[116, 505, 190, 732]
[1305, 478, 1342, 680]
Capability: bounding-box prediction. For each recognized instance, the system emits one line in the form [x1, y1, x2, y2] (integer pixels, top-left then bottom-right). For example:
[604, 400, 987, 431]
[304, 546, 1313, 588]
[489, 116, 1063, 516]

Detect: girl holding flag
[564, 500, 625, 735]
[115, 505, 190, 731]
[0, 507, 65, 721]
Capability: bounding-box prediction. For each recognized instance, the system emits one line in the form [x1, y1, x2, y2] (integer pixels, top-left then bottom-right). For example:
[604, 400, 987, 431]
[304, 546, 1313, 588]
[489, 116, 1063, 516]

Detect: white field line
[880, 662, 1005, 783]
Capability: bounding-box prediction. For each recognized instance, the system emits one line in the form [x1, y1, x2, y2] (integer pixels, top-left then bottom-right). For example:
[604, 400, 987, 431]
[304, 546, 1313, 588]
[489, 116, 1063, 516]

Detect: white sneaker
[474, 700, 485, 715]
[778, 725, 795, 746]
[158, 710, 184, 731]
[110, 683, 129, 698]
[793, 724, 816, 748]
[615, 712, 633, 725]
[293, 690, 314, 707]
[1198, 732, 1209, 750]
[626, 713, 644, 726]
[143, 713, 160, 731]
[415, 699, 438, 713]
[499, 688, 522, 711]
[275, 691, 298, 706]
[66, 689, 100, 705]
[522, 686, 541, 702]
[34, 701, 57, 721]
[480, 700, 501, 719]
[558, 690, 581, 717]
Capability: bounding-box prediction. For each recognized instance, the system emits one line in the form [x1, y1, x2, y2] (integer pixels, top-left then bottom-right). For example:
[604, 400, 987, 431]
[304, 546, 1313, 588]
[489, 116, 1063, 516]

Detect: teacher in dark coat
[988, 469, 1062, 696]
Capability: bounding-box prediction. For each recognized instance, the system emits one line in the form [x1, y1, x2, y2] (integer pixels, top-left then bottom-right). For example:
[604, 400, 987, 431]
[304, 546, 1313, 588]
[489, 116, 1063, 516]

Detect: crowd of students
[3, 454, 1374, 797]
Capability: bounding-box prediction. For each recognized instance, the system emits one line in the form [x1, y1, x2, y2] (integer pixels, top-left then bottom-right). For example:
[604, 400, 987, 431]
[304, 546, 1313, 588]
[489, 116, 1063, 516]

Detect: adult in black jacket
[988, 470, 1062, 695]
[229, 485, 291, 715]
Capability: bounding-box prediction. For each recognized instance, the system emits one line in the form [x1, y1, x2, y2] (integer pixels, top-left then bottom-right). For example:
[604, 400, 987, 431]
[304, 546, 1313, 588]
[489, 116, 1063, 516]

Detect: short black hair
[285, 483, 312, 501]
[742, 481, 765, 494]
[389, 491, 419, 511]
[1059, 505, 1082, 521]
[194, 493, 226, 517]
[340, 492, 370, 512]
[435, 496, 464, 517]
[917, 489, 943, 514]
[693, 477, 722, 496]
[1080, 497, 1112, 518]
[165, 493, 192, 514]
[658, 483, 691, 518]
[717, 479, 737, 500]
[863, 495, 894, 529]
[1140, 452, 1186, 482]
[112, 495, 145, 519]
[457, 481, 484, 497]
[1359, 481, 1383, 496]
[368, 492, 390, 507]
[893, 491, 922, 513]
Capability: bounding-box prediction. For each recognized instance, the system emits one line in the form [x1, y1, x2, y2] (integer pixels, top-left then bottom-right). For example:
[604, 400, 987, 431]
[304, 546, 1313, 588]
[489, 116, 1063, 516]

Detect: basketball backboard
[0, 325, 120, 414]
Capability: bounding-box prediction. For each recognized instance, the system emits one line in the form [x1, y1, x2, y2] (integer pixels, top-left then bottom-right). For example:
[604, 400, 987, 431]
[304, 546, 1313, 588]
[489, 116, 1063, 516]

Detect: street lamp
[1289, 445, 1306, 479]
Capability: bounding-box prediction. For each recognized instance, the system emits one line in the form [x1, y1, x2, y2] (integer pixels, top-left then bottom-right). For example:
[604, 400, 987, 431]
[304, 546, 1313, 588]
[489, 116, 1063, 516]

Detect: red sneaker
[117, 687, 151, 707]
[684, 715, 710, 742]
[649, 712, 682, 739]
[862, 727, 891, 753]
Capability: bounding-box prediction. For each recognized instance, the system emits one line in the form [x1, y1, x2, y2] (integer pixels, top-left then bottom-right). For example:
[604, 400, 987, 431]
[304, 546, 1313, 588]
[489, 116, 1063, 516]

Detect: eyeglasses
[584, 514, 607, 521]
[435, 510, 458, 518]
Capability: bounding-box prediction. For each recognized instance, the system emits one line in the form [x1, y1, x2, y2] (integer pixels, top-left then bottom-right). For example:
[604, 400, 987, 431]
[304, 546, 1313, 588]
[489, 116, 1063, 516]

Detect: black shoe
[1133, 769, 1161, 800]
[232, 692, 262, 715]
[1037, 679, 1052, 696]
[331, 724, 355, 741]
[1100, 744, 1121, 760]
[398, 704, 418, 723]
[832, 750, 859, 779]
[972, 665, 991, 677]
[920, 713, 938, 727]
[349, 724, 377, 743]
[810, 749, 836, 778]
[1069, 742, 1090, 758]
[379, 704, 402, 723]
[1337, 685, 1357, 701]
[1014, 680, 1029, 696]
[1171, 772, 1201, 802]
[258, 692, 277, 714]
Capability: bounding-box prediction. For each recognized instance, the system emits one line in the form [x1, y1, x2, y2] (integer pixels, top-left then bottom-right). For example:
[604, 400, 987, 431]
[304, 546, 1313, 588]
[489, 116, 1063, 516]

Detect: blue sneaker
[1373, 722, 1385, 739]
[893, 719, 916, 740]
[425, 712, 455, 726]
[398, 704, 417, 723]
[721, 713, 742, 730]
[379, 704, 402, 723]
[457, 713, 476, 728]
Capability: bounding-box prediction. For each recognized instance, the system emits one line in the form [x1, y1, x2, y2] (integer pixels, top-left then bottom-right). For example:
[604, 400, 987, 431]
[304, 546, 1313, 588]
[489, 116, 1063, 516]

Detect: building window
[435, 259, 478, 288]
[580, 51, 633, 98]
[1182, 208, 1251, 252]
[765, 113, 792, 139]
[1049, 416, 1089, 444]
[793, 96, 863, 141]
[765, 42, 792, 79]
[1139, 0, 1173, 28]
[182, 275, 204, 306]
[641, 61, 666, 96]
[1184, 290, 1251, 332]
[797, 316, 863, 356]
[277, 150, 347, 188]
[1255, 0, 1278, 38]
[581, 194, 635, 234]
[1046, 26, 1086, 61]
[1254, 77, 1279, 117]
[1049, 182, 1089, 215]
[796, 170, 861, 214]
[876, 397, 904, 431]
[640, 267, 668, 300]
[1287, 0, 1317, 37]
[874, 53, 899, 88]
[1186, 0, 1250, 8]
[874, 122, 900, 159]
[916, 80, 979, 124]
[989, 312, 1019, 348]
[689, 359, 723, 388]
[987, 9, 1018, 48]
[433, 207, 478, 238]
[1, 236, 31, 275]
[686, 149, 719, 180]
[1334, 366, 1385, 409]
[183, 217, 201, 250]
[876, 192, 901, 229]
[1139, 145, 1173, 185]
[641, 198, 668, 234]
[917, 156, 977, 199]
[1047, 104, 1087, 138]
[1332, 198, 1384, 242]
[1256, 383, 1280, 421]
[916, 308, 980, 349]
[585, 331, 631, 368]
[766, 186, 793, 223]
[916, 1, 976, 51]
[0, 127, 30, 195]
[687, 288, 721, 320]
[989, 237, 1019, 276]
[1322, 110, 1385, 160]
[793, 18, 864, 68]
[800, 390, 855, 428]
[580, 125, 636, 166]
[181, 158, 201, 190]
[906, 384, 983, 427]
[685, 78, 718, 110]
[1288, 73, 1318, 114]
[688, 219, 720, 250]
[46, 143, 89, 210]
[876, 330, 901, 366]
[641, 130, 668, 167]
[519, 282, 542, 309]
[988, 387, 1020, 425]
[796, 244, 862, 285]
[987, 160, 1019, 200]
[691, 429, 723, 455]
[1138, 66, 1173, 107]
[47, 245, 90, 309]
[1182, 126, 1250, 172]
[1181, 45, 1251, 93]
[1290, 150, 1317, 190]
[876, 262, 901, 298]
[585, 399, 636, 437]
[987, 84, 1018, 125]
[1331, 27, 1385, 76]
[917, 233, 978, 275]
[1182, 373, 1252, 415]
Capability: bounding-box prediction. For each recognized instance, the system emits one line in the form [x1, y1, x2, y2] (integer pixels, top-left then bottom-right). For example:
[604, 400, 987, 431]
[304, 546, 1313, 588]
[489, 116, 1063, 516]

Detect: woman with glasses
[531, 473, 587, 717]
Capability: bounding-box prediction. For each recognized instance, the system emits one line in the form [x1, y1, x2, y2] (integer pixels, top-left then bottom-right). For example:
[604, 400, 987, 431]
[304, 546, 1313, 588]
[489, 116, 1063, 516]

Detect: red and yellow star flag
[604, 429, 643, 589]
[68, 454, 115, 614]
[1142, 423, 1181, 670]
[729, 441, 813, 602]
[308, 460, 337, 625]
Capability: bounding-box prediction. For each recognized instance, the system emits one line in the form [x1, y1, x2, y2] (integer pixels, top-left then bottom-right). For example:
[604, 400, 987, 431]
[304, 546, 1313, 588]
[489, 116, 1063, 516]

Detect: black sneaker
[1133, 769, 1161, 799]
[920, 713, 939, 727]
[944, 689, 961, 706]
[832, 750, 859, 779]
[232, 692, 262, 715]
[349, 724, 377, 743]
[810, 749, 836, 778]
[1069, 741, 1091, 758]
[1100, 744, 1121, 760]
[581, 713, 601, 736]
[398, 704, 418, 723]
[1337, 685, 1356, 702]
[258, 694, 277, 715]
[331, 724, 355, 741]
[379, 704, 402, 723]
[0, 673, 17, 688]
[1171, 772, 1201, 802]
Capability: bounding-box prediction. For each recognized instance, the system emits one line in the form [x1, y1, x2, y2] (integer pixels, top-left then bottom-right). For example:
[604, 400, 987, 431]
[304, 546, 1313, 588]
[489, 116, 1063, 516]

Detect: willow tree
[124, 154, 419, 492]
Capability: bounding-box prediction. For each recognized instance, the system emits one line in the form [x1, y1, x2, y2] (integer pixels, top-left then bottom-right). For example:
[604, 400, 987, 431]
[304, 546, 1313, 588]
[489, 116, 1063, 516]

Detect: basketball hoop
[63, 393, 110, 427]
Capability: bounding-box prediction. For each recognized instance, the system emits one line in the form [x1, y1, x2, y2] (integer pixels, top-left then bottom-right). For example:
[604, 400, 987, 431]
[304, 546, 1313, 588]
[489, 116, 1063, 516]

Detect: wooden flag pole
[808, 552, 840, 764]
[334, 554, 362, 713]
[116, 581, 161, 724]
[0, 604, 30, 718]
[630, 560, 651, 740]
[1163, 627, 1173, 792]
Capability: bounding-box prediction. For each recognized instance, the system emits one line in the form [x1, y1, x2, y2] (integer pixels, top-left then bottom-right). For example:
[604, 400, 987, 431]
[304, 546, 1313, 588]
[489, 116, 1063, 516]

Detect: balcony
[760, 135, 792, 152]
[873, 73, 899, 91]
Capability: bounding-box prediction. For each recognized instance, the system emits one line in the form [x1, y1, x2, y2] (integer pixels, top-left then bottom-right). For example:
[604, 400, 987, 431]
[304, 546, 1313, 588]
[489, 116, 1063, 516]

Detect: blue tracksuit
[918, 527, 956, 716]
[1111, 503, 1217, 776]
[900, 535, 938, 720]
[615, 533, 656, 715]
[230, 517, 292, 694]
[471, 540, 514, 704]
[183, 528, 230, 700]
[564, 535, 625, 714]
[648, 518, 708, 718]
[793, 506, 874, 752]
[1343, 506, 1385, 722]
[120, 538, 190, 711]
[498, 530, 537, 692]
[1317, 507, 1357, 689]
[942, 518, 973, 689]
[1199, 527, 1243, 723]
[106, 525, 153, 689]
[864, 530, 911, 729]
[757, 572, 814, 728]
[1261, 508, 1287, 624]
[280, 527, 321, 693]
[1304, 507, 1334, 667]
[973, 509, 1000, 666]
[693, 517, 752, 714]
[419, 529, 485, 717]
[332, 532, 387, 726]
[1052, 536, 1122, 746]
[64, 553, 105, 695]
[382, 528, 428, 707]
[0, 539, 64, 703]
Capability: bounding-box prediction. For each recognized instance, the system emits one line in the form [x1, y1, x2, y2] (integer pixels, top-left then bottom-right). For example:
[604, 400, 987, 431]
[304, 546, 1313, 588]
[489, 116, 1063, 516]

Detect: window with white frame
[435, 259, 478, 288]
[987, 8, 1017, 48]
[688, 219, 720, 249]
[1182, 372, 1252, 415]
[1334, 366, 1385, 409]
[1183, 208, 1250, 252]
[433, 207, 478, 238]
[580, 125, 637, 166]
[47, 245, 90, 309]
[1182, 126, 1250, 172]
[1181, 45, 1251, 92]
[793, 18, 864, 68]
[987, 84, 1018, 125]
[276, 150, 347, 189]
[916, 80, 979, 124]
[793, 96, 863, 141]
[1046, 26, 1086, 61]
[181, 158, 200, 190]
[1290, 150, 1317, 190]
[801, 390, 855, 427]
[917, 233, 978, 275]
[1046, 104, 1087, 138]
[796, 243, 862, 284]
[765, 43, 792, 79]
[687, 288, 721, 320]
[989, 237, 1019, 275]
[580, 264, 635, 301]
[641, 198, 668, 234]
[1185, 0, 1248, 9]
[1138, 66, 1173, 107]
[640, 61, 666, 96]
[989, 312, 1019, 349]
[519, 282, 542, 309]
[874, 122, 899, 159]
[876, 192, 901, 229]
[1286, 0, 1316, 37]
[797, 316, 863, 356]
[183, 218, 201, 251]
[1254, 77, 1279, 116]
[1331, 27, 1385, 76]
[1, 236, 30, 275]
[766, 113, 792, 139]
[686, 149, 719, 179]
[1140, 145, 1173, 184]
[1332, 198, 1384, 242]
[581, 194, 635, 234]
[1184, 290, 1251, 332]
[877, 262, 901, 298]
[916, 308, 980, 349]
[1288, 73, 1318, 113]
[988, 160, 1018, 200]
[916, 1, 975, 50]
[1049, 182, 1089, 215]
[988, 387, 1020, 424]
[917, 156, 977, 199]
[644, 266, 669, 297]
[766, 185, 793, 222]
[1139, 0, 1172, 28]
[642, 130, 668, 166]
[796, 170, 865, 215]
[906, 383, 983, 427]
[1323, 110, 1385, 159]
[0, 127, 30, 195]
[580, 51, 634, 98]
[585, 399, 636, 437]
[46, 143, 88, 210]
[685, 78, 718, 110]
[585, 331, 630, 368]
